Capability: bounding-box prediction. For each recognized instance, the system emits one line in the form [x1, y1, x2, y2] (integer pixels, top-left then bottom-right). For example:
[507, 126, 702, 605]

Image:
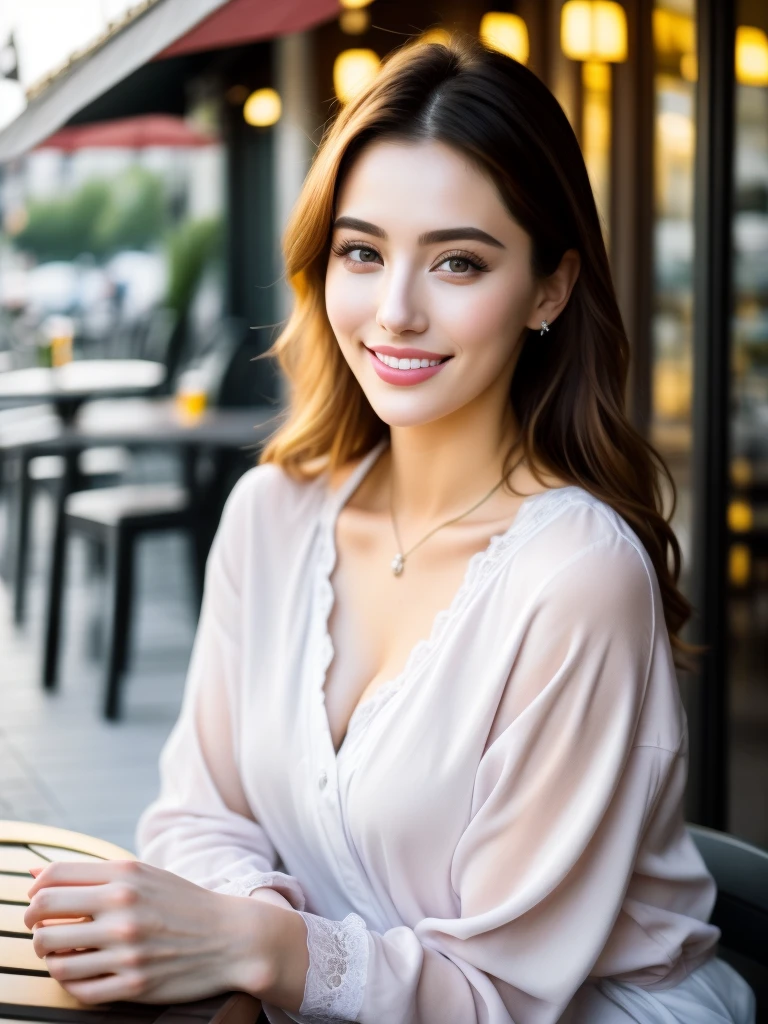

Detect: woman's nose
[375, 268, 428, 337]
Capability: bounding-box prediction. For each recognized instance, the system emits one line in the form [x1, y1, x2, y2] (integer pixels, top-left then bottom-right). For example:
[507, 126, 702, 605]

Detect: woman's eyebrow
[419, 227, 505, 249]
[333, 216, 386, 237]
[332, 216, 505, 249]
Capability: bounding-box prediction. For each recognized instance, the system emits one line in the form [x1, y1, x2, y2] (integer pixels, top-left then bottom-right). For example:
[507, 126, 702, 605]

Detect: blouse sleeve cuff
[297, 911, 369, 1022]
[212, 871, 306, 911]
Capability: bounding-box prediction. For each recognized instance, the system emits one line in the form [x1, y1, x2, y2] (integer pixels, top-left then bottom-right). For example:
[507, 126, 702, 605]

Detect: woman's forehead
[335, 138, 514, 234]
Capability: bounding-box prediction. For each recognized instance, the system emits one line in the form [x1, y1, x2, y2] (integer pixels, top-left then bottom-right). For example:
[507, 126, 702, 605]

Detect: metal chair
[688, 823, 768, 1017]
[4, 440, 132, 624]
[41, 319, 246, 721]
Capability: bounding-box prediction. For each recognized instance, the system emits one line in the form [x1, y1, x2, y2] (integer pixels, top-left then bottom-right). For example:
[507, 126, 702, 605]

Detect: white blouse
[134, 440, 752, 1024]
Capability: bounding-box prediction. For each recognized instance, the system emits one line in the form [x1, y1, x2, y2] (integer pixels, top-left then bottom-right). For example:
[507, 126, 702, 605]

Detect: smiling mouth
[366, 347, 452, 369]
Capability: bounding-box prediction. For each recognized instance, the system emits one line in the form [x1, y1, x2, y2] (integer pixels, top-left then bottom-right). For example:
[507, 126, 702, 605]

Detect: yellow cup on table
[175, 368, 208, 421]
[40, 314, 75, 367]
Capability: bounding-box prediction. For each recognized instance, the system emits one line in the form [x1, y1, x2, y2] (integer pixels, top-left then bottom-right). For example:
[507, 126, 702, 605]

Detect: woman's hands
[24, 859, 275, 1006]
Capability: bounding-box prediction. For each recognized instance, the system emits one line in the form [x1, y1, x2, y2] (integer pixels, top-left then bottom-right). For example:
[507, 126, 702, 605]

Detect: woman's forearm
[228, 893, 309, 1013]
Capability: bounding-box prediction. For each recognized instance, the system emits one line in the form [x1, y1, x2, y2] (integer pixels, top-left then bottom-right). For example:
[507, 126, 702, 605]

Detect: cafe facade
[0, 0, 765, 847]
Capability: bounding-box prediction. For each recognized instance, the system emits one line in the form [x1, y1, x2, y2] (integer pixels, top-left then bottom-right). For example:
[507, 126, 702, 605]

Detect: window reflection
[581, 60, 612, 243]
[728, 0, 768, 848]
[651, 0, 697, 586]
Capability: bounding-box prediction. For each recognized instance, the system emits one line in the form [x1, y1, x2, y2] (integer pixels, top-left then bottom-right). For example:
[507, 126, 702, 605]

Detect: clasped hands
[24, 860, 287, 1006]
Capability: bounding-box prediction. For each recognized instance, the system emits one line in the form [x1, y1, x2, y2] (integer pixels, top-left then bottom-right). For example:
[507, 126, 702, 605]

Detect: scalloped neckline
[316, 442, 575, 757]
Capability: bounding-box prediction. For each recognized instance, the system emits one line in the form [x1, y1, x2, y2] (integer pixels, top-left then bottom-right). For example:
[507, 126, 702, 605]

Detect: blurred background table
[0, 821, 262, 1024]
[0, 362, 167, 425]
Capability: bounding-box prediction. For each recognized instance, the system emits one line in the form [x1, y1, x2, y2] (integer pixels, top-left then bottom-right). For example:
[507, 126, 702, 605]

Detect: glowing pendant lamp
[561, 0, 628, 63]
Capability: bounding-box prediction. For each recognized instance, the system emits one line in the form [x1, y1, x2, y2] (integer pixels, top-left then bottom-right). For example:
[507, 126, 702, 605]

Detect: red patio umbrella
[36, 114, 219, 151]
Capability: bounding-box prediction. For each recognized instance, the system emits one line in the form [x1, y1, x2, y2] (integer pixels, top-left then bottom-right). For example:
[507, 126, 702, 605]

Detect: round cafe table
[0, 820, 262, 1023]
[0, 361, 167, 425]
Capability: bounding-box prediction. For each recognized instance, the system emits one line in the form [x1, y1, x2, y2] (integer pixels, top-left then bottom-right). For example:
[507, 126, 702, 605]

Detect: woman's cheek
[438, 290, 520, 367]
[326, 267, 373, 346]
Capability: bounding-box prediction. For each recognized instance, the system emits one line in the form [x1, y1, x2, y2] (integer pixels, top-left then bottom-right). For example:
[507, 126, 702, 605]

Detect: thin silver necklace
[389, 471, 514, 577]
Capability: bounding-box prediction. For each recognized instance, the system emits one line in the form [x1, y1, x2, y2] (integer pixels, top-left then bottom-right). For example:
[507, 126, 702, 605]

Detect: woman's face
[325, 139, 544, 429]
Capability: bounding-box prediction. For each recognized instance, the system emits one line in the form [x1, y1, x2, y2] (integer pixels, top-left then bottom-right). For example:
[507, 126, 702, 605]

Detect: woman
[24, 37, 756, 1024]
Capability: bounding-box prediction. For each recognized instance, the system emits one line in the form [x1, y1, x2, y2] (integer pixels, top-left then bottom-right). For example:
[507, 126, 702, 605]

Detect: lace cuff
[297, 911, 369, 1022]
[212, 870, 306, 911]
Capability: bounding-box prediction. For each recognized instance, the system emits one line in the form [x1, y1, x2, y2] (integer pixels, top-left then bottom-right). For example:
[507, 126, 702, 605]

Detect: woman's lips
[365, 346, 452, 387]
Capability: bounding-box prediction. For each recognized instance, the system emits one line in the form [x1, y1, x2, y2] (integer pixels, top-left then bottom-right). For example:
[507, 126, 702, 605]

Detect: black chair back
[688, 823, 768, 1017]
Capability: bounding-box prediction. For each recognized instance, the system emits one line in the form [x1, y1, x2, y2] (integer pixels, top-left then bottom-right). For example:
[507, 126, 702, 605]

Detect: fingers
[31, 915, 93, 937]
[45, 946, 141, 984]
[30, 919, 114, 959]
[57, 970, 147, 1006]
[27, 859, 139, 899]
[25, 881, 137, 929]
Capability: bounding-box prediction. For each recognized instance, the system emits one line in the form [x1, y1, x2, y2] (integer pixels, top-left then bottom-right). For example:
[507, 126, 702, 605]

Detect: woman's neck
[386, 400, 520, 527]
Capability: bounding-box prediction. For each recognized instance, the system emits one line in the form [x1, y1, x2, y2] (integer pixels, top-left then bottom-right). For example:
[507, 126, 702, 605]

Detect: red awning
[36, 114, 218, 151]
[0, 0, 340, 164]
[159, 0, 340, 59]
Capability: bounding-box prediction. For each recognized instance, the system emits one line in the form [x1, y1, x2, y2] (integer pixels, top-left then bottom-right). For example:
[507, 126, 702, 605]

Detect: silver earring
[540, 320, 550, 335]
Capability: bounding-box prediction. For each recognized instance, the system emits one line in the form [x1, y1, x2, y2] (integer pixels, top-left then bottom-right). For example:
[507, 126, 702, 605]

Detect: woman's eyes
[345, 246, 381, 265]
[330, 240, 489, 275]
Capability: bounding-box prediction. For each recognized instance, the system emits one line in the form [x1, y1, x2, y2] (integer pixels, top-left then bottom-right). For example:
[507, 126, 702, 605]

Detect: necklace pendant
[391, 553, 405, 576]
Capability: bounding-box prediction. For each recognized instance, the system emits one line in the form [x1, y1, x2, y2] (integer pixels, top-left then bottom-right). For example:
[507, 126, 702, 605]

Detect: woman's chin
[364, 391, 464, 430]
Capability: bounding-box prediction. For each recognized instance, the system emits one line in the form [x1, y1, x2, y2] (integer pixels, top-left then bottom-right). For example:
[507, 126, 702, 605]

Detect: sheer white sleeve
[134, 475, 306, 912]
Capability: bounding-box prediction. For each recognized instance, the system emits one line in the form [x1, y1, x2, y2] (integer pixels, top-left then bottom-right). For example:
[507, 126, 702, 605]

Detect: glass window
[651, 0, 697, 596]
[581, 59, 613, 245]
[728, 0, 768, 848]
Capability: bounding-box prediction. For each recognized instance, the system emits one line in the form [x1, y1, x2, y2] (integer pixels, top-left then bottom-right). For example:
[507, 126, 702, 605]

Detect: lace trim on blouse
[298, 911, 369, 1022]
[212, 870, 306, 911]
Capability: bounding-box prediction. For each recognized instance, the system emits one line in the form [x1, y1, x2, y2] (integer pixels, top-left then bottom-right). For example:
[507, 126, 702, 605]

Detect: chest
[321, 506, 520, 754]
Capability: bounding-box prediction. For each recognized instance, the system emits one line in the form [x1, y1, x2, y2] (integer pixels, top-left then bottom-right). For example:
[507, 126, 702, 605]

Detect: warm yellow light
[653, 361, 692, 418]
[418, 27, 451, 46]
[652, 9, 695, 55]
[657, 110, 695, 158]
[729, 544, 751, 587]
[680, 52, 698, 82]
[582, 60, 610, 91]
[561, 1, 627, 63]
[243, 88, 282, 127]
[736, 26, 768, 87]
[730, 457, 753, 487]
[728, 499, 753, 533]
[333, 49, 380, 104]
[562, 1, 592, 60]
[339, 9, 369, 34]
[340, 0, 374, 8]
[479, 12, 529, 64]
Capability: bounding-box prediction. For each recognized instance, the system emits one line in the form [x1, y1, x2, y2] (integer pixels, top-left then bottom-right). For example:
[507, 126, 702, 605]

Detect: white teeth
[373, 351, 445, 370]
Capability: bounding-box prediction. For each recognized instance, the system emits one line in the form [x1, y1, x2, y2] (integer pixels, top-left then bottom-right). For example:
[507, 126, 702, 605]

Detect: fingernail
[29, 867, 43, 875]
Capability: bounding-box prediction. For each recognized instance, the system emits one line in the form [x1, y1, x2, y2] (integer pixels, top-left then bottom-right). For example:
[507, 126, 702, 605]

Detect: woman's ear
[527, 249, 581, 330]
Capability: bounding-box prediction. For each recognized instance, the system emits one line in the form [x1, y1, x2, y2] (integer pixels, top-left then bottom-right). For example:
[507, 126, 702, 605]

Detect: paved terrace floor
[0, 459, 766, 858]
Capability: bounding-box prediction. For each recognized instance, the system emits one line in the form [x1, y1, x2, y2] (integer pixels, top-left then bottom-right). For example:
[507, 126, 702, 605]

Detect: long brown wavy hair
[260, 35, 694, 666]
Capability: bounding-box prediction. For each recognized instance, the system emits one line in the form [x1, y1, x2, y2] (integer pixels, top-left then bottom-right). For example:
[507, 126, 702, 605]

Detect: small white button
[318, 770, 328, 790]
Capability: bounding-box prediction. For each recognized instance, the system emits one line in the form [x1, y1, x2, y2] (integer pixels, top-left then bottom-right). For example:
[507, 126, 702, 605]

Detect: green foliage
[164, 217, 222, 315]
[90, 166, 167, 255]
[14, 166, 168, 262]
[14, 181, 111, 262]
